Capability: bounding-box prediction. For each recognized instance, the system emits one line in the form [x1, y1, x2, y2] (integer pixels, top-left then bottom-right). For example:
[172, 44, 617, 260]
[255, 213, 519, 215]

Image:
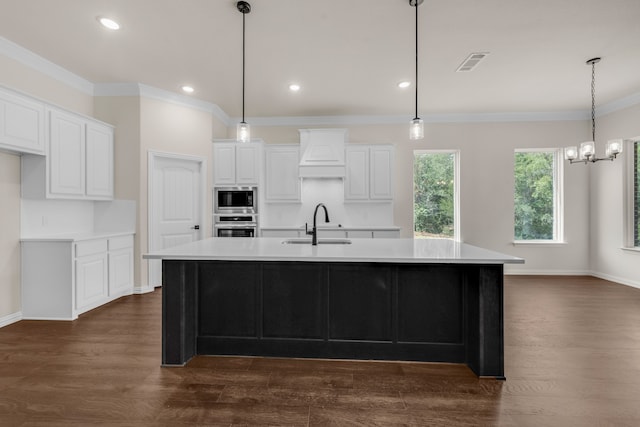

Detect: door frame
[147, 150, 207, 287]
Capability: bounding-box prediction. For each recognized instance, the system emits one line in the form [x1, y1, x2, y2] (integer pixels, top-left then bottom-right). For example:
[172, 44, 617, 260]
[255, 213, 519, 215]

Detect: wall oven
[213, 214, 258, 238]
[214, 186, 257, 214]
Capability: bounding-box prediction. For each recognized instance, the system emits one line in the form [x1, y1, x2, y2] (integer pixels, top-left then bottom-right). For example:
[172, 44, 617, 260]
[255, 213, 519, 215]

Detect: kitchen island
[144, 237, 523, 378]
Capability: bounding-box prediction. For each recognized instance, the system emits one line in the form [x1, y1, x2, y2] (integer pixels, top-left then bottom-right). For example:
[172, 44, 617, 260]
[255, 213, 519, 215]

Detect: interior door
[149, 153, 204, 287]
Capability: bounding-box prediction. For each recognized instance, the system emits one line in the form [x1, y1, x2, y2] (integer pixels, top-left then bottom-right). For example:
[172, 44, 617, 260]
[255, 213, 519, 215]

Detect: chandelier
[564, 58, 623, 163]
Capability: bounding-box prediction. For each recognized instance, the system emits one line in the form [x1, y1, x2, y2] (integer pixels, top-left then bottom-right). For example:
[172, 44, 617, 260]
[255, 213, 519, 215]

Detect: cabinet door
[265, 146, 300, 201]
[109, 247, 133, 297]
[213, 143, 236, 185]
[236, 143, 260, 185]
[369, 146, 394, 200]
[86, 121, 114, 199]
[0, 89, 45, 154]
[344, 146, 369, 200]
[49, 109, 85, 197]
[76, 252, 108, 311]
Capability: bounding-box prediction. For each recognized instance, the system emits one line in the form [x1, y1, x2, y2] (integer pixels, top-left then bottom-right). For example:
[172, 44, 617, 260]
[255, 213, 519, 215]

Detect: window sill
[621, 247, 640, 253]
[512, 240, 567, 246]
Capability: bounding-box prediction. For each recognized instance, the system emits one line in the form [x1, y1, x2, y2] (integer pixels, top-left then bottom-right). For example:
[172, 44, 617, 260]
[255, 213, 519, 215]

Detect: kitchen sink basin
[281, 238, 352, 245]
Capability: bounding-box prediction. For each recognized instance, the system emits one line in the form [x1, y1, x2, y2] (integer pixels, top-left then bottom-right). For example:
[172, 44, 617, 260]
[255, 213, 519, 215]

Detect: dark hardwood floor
[1, 275, 640, 426]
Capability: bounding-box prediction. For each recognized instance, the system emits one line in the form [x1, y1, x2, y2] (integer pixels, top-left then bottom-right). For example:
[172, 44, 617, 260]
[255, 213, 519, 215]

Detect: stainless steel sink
[282, 238, 352, 245]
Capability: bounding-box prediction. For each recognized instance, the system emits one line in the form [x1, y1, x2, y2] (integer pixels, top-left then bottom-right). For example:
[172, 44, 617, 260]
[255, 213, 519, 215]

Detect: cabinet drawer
[109, 235, 133, 251]
[347, 230, 373, 238]
[75, 239, 107, 257]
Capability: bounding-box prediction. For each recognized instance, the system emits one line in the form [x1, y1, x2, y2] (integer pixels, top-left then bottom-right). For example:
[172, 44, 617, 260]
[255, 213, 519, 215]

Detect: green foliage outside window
[635, 142, 640, 247]
[413, 152, 454, 238]
[514, 152, 555, 240]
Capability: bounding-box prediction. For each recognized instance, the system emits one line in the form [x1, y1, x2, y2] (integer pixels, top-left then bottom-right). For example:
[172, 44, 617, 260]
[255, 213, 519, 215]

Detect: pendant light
[564, 58, 623, 163]
[409, 0, 424, 140]
[236, 1, 251, 143]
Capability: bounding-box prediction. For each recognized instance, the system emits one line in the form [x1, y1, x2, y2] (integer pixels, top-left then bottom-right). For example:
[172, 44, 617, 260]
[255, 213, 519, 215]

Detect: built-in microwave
[214, 186, 257, 213]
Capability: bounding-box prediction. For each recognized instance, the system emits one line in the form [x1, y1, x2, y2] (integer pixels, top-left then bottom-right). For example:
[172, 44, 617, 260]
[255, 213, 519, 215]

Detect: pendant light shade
[409, 0, 424, 140]
[237, 1, 251, 143]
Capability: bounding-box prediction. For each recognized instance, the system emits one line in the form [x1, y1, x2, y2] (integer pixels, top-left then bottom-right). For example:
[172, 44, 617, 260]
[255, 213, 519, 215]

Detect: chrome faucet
[305, 203, 330, 245]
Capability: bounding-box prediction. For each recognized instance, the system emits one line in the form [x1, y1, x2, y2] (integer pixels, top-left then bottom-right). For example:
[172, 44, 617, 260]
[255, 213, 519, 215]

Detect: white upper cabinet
[265, 145, 300, 202]
[0, 87, 45, 155]
[22, 107, 114, 200]
[369, 145, 395, 200]
[344, 145, 369, 200]
[49, 108, 86, 197]
[213, 141, 261, 186]
[86, 121, 114, 199]
[344, 144, 394, 201]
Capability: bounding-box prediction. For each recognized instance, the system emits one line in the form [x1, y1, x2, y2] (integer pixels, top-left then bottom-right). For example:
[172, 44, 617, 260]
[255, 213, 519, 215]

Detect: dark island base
[162, 260, 505, 379]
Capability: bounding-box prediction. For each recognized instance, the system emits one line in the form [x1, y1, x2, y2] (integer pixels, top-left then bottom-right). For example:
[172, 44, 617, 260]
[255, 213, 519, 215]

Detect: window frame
[412, 149, 461, 242]
[513, 148, 565, 244]
[623, 137, 640, 251]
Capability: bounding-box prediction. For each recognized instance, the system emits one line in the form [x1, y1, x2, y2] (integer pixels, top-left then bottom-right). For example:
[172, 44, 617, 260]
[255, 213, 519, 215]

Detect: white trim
[597, 91, 640, 117]
[621, 247, 640, 253]
[94, 83, 231, 126]
[147, 150, 207, 288]
[4, 35, 640, 126]
[243, 111, 590, 127]
[512, 241, 568, 246]
[133, 284, 155, 295]
[0, 311, 22, 328]
[590, 271, 640, 290]
[0, 36, 94, 94]
[623, 138, 638, 248]
[504, 269, 590, 275]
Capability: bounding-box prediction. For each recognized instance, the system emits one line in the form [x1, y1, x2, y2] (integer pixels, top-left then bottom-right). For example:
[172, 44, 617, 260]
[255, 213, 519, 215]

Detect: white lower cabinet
[22, 234, 134, 320]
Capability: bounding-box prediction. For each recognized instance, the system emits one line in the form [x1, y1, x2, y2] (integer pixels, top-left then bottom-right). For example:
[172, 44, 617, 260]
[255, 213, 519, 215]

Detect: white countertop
[143, 237, 524, 264]
[21, 231, 134, 242]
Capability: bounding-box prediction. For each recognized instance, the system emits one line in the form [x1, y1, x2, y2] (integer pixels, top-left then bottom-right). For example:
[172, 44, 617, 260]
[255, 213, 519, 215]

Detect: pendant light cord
[414, 1, 419, 120]
[242, 10, 246, 123]
[591, 60, 595, 143]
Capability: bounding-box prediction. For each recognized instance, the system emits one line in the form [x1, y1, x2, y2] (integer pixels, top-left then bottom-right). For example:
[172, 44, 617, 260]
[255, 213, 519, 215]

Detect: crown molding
[239, 110, 589, 127]
[94, 83, 231, 125]
[2, 36, 639, 127]
[0, 36, 94, 95]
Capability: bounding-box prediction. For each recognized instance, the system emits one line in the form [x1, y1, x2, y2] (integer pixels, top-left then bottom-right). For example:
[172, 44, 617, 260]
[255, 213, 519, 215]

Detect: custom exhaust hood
[298, 129, 347, 178]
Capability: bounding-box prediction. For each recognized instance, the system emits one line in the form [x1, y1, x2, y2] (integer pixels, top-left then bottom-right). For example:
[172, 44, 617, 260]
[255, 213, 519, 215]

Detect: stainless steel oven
[214, 186, 257, 214]
[213, 214, 258, 238]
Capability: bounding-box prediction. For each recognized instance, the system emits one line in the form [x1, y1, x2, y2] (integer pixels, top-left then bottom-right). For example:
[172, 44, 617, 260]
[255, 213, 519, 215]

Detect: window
[625, 139, 640, 248]
[514, 149, 563, 242]
[413, 151, 459, 240]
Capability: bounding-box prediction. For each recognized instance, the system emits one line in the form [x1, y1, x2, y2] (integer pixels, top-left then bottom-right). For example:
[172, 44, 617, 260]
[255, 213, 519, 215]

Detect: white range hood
[298, 129, 347, 178]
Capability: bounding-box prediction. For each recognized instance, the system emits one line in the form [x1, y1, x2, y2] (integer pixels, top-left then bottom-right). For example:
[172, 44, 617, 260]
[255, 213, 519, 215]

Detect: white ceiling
[1, 0, 639, 120]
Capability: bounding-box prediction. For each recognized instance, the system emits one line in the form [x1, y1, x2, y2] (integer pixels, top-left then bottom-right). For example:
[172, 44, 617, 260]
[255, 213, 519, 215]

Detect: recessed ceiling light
[98, 17, 120, 30]
[398, 81, 411, 89]
[288, 84, 301, 92]
[181, 85, 195, 94]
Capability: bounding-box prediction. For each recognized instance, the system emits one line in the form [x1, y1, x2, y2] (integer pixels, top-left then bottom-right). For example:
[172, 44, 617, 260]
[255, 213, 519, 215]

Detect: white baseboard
[589, 271, 640, 290]
[134, 284, 155, 295]
[504, 268, 590, 276]
[0, 311, 22, 328]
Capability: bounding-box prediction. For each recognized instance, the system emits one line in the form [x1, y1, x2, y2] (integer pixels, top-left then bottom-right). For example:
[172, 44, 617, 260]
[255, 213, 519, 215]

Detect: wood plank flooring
[1, 275, 640, 426]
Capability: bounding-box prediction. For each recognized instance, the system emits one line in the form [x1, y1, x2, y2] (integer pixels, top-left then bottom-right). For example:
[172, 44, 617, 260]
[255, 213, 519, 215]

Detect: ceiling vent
[456, 52, 490, 72]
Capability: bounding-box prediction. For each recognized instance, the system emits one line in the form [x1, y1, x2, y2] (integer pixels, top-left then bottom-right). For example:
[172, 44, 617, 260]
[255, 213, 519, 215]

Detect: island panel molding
[161, 259, 506, 378]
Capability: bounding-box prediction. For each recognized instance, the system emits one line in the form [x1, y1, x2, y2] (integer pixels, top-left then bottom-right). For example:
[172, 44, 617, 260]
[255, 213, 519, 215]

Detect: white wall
[0, 151, 21, 323]
[589, 104, 640, 287]
[253, 120, 592, 274]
